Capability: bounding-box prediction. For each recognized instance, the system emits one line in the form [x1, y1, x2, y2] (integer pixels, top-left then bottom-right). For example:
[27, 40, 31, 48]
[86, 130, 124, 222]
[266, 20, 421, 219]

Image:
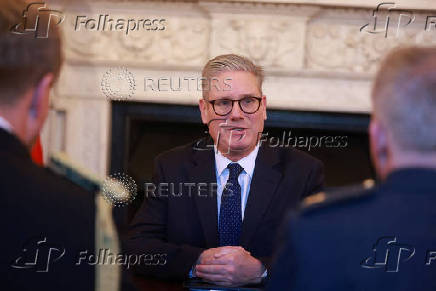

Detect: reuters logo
[101, 67, 136, 101]
[102, 172, 137, 207]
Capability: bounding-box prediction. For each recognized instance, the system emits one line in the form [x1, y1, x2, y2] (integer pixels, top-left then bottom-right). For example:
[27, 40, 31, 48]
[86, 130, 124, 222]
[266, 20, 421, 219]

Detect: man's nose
[229, 101, 244, 119]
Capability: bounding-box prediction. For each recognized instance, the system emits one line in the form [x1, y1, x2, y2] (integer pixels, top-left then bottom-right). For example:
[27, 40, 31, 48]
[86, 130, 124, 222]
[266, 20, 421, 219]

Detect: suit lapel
[187, 145, 219, 248]
[240, 145, 282, 247]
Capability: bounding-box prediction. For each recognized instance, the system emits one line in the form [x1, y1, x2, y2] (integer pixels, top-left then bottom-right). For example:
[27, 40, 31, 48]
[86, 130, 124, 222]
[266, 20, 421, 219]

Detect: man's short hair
[201, 54, 264, 99]
[0, 0, 62, 105]
[372, 46, 436, 152]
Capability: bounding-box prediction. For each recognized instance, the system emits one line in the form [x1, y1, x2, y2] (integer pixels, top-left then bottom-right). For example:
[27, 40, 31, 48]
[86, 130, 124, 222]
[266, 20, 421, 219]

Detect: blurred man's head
[370, 47, 436, 179]
[199, 54, 267, 161]
[0, 0, 62, 147]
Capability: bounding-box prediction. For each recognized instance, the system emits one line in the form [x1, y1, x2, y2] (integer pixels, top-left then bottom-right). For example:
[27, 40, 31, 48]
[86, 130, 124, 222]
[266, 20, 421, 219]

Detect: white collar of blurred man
[0, 116, 13, 133]
[199, 70, 267, 163]
[0, 74, 54, 149]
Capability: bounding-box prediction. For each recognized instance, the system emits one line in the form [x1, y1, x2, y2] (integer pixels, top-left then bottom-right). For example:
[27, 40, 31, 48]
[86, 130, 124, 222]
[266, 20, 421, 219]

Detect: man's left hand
[194, 247, 265, 286]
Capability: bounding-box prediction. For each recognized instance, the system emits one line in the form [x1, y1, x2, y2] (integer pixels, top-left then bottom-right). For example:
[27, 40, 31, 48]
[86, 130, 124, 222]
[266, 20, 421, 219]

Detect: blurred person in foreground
[0, 1, 95, 290]
[267, 47, 436, 291]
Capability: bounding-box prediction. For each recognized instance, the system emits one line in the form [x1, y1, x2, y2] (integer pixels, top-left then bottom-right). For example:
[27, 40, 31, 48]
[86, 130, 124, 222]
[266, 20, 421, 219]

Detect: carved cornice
[55, 0, 436, 113]
[202, 0, 436, 10]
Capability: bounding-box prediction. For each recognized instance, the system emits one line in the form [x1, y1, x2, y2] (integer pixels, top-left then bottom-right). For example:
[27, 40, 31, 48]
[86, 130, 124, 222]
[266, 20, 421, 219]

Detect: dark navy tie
[219, 163, 244, 246]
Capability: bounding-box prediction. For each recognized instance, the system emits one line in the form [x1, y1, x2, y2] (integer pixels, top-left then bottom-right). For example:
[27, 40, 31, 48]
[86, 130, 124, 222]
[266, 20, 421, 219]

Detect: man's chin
[219, 142, 254, 155]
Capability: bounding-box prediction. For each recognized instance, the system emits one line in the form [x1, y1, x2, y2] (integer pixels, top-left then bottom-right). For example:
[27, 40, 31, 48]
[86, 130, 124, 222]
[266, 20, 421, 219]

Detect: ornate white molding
[46, 0, 436, 178]
[209, 0, 436, 10]
[66, 0, 436, 10]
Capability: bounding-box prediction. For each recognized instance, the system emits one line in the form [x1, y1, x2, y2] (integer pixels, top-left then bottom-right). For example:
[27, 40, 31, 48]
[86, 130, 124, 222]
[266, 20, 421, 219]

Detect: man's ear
[262, 95, 267, 120]
[29, 74, 53, 119]
[198, 98, 209, 125]
[26, 74, 54, 145]
[369, 118, 389, 180]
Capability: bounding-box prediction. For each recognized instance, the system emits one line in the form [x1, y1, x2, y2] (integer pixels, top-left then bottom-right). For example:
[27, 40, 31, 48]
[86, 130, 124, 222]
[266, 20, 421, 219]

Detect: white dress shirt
[0, 116, 13, 133]
[214, 145, 259, 222]
[190, 145, 267, 283]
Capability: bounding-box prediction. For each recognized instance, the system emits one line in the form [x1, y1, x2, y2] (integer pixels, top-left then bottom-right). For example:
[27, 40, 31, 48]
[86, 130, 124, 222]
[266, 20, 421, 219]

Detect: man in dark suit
[126, 54, 324, 288]
[0, 1, 95, 290]
[267, 47, 436, 291]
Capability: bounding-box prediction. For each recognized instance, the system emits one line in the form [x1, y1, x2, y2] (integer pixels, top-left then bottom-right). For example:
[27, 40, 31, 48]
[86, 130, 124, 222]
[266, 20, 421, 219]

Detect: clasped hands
[193, 246, 265, 286]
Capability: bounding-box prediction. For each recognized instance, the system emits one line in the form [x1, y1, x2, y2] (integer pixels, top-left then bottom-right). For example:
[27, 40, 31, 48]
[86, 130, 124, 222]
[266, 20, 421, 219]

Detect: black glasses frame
[207, 97, 262, 116]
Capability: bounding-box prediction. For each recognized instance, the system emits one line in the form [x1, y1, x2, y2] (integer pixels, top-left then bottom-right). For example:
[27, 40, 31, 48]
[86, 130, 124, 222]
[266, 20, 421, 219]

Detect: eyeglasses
[207, 96, 262, 116]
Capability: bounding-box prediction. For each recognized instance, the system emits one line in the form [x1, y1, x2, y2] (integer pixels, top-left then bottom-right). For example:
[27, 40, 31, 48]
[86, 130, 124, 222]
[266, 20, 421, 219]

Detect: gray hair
[201, 54, 264, 99]
[372, 46, 436, 152]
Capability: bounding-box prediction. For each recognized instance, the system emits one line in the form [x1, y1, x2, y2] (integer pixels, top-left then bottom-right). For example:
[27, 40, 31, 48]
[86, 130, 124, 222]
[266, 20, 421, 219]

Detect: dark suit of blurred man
[126, 54, 324, 289]
[0, 1, 94, 290]
[268, 47, 436, 291]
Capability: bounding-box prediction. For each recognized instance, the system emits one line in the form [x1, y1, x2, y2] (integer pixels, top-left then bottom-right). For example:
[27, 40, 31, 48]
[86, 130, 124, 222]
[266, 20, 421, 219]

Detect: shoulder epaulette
[301, 179, 376, 213]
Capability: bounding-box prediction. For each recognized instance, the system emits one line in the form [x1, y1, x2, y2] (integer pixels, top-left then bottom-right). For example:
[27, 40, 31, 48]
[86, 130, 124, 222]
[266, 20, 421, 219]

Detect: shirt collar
[215, 145, 260, 178]
[0, 116, 13, 134]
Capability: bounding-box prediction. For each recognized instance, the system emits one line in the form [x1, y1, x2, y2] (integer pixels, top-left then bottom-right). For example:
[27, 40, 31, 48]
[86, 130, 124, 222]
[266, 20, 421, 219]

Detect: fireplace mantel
[43, 0, 436, 178]
[213, 0, 436, 10]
